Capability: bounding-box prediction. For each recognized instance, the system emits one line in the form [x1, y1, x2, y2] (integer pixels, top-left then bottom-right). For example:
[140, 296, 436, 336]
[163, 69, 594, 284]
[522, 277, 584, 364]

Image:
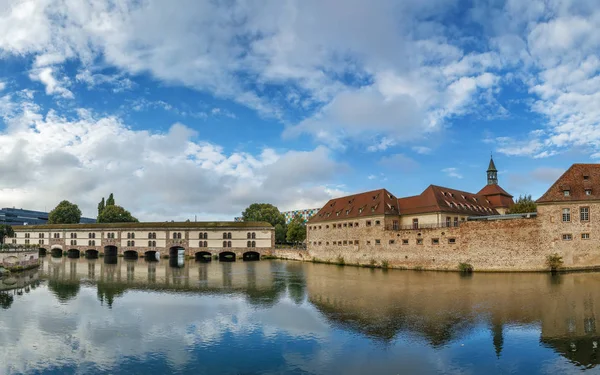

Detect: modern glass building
[0, 207, 96, 226]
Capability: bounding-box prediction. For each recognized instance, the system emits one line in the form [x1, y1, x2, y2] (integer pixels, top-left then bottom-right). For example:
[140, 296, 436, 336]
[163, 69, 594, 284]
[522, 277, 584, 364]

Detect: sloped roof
[477, 184, 514, 209]
[12, 221, 273, 230]
[397, 185, 499, 216]
[537, 164, 599, 203]
[309, 189, 399, 223]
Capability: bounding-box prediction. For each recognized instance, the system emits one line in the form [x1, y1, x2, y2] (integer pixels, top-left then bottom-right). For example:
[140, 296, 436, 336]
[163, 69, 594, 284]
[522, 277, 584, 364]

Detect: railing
[385, 222, 462, 231]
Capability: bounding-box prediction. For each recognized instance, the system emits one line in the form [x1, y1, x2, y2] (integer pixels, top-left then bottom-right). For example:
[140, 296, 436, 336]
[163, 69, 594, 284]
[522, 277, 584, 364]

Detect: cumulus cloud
[0, 97, 343, 220]
[442, 167, 463, 179]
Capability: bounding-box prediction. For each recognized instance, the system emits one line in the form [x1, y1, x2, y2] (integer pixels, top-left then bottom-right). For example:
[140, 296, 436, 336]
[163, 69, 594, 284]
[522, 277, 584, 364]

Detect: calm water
[1, 257, 600, 374]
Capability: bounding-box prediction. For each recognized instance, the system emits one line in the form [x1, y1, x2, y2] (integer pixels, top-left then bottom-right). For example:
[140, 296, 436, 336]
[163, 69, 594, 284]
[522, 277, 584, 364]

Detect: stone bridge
[41, 241, 275, 262]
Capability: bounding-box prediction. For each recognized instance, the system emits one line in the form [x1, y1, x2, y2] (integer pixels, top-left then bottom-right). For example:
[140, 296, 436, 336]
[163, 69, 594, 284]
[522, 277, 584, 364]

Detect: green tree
[0, 225, 14, 245]
[242, 203, 285, 226]
[286, 215, 306, 244]
[106, 193, 115, 206]
[97, 197, 105, 216]
[508, 194, 537, 214]
[48, 200, 82, 224]
[97, 205, 139, 223]
[274, 223, 287, 244]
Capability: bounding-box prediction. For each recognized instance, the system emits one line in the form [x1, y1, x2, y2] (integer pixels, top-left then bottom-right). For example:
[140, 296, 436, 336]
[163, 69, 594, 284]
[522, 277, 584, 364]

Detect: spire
[487, 155, 498, 185]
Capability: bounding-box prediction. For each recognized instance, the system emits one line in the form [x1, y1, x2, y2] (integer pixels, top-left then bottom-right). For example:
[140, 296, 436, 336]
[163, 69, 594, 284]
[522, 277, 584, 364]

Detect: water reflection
[3, 257, 600, 373]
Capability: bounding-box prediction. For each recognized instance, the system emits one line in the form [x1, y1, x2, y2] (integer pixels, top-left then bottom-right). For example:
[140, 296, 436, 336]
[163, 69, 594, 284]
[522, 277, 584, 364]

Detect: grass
[414, 265, 424, 271]
[546, 253, 563, 272]
[381, 260, 389, 269]
[458, 262, 474, 273]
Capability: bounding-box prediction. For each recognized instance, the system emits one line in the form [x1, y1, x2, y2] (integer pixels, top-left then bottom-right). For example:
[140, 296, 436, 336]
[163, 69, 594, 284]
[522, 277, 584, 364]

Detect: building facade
[7, 221, 275, 260]
[0, 207, 96, 226]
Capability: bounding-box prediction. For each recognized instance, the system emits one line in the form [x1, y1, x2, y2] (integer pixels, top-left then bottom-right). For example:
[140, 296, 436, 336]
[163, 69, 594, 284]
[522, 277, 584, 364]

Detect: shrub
[546, 253, 563, 271]
[414, 265, 424, 271]
[458, 262, 474, 273]
[336, 256, 345, 266]
[381, 260, 389, 269]
[369, 258, 377, 268]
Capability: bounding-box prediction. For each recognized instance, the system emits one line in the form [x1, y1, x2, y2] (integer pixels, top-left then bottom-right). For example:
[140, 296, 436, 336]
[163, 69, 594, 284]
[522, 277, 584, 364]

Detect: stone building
[7, 221, 274, 261]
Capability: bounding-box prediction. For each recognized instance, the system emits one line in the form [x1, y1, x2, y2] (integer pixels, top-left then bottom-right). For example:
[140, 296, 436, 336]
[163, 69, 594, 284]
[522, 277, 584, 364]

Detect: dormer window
[586, 189, 592, 195]
[584, 175, 589, 180]
[563, 190, 570, 196]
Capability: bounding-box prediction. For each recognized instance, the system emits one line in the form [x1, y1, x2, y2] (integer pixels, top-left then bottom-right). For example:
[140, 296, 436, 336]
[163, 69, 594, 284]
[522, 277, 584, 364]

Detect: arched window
[148, 240, 152, 247]
[251, 232, 256, 239]
[153, 233, 157, 239]
[223, 233, 227, 239]
[127, 240, 130, 246]
[177, 232, 182, 239]
[247, 240, 251, 247]
[203, 233, 208, 239]
[223, 240, 227, 247]
[173, 233, 177, 239]
[252, 241, 256, 248]
[132, 240, 135, 247]
[131, 233, 135, 239]
[148, 233, 152, 239]
[127, 233, 131, 239]
[204, 241, 207, 247]
[227, 241, 231, 248]
[247, 232, 251, 239]
[227, 232, 232, 239]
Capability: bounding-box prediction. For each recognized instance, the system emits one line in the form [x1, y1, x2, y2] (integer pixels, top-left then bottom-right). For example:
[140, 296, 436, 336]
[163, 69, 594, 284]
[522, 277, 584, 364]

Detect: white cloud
[412, 146, 432, 155]
[0, 97, 342, 220]
[442, 167, 463, 179]
[28, 67, 73, 99]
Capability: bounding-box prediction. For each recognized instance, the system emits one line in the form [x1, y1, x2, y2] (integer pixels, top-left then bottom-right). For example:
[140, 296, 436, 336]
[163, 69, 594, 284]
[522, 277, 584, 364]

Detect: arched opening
[86, 249, 99, 259]
[243, 251, 260, 261]
[219, 251, 236, 262]
[169, 246, 185, 258]
[51, 248, 63, 257]
[39, 248, 47, 257]
[123, 250, 138, 260]
[104, 245, 118, 257]
[67, 249, 80, 258]
[195, 251, 212, 262]
[144, 250, 159, 261]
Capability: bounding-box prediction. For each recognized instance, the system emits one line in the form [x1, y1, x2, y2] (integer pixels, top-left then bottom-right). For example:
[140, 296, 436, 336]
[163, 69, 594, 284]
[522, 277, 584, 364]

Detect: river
[0, 256, 599, 374]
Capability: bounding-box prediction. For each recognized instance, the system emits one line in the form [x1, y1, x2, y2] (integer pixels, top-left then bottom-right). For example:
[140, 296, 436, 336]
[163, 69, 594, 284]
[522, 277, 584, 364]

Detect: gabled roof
[397, 185, 499, 216]
[477, 184, 514, 209]
[537, 164, 599, 203]
[309, 189, 399, 223]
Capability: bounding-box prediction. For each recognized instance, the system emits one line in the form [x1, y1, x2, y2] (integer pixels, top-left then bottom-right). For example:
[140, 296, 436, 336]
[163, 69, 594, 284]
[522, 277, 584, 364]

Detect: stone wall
[302, 205, 600, 271]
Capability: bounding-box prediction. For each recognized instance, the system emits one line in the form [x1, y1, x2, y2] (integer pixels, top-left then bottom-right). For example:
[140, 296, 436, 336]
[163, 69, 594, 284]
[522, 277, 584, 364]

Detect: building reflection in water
[35, 256, 600, 369]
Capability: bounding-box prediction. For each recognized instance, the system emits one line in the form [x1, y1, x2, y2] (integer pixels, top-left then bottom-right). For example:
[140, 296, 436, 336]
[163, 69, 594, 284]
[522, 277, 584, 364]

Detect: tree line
[241, 203, 306, 244]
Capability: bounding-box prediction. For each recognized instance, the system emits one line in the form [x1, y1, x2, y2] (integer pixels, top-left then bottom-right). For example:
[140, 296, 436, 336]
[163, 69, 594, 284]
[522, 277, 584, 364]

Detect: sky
[0, 0, 598, 221]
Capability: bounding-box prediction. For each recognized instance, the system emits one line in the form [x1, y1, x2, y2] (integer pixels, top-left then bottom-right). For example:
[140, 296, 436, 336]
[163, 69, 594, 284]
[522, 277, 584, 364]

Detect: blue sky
[0, 0, 597, 220]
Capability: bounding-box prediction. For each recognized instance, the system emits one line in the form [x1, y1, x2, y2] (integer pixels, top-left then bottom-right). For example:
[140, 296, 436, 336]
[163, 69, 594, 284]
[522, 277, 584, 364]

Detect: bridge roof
[11, 221, 273, 230]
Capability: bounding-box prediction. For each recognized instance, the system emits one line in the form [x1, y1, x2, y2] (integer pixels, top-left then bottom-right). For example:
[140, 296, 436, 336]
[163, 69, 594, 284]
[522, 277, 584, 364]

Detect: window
[582, 233, 590, 240]
[375, 220, 381, 225]
[247, 240, 252, 247]
[564, 190, 570, 196]
[227, 232, 232, 239]
[389, 239, 395, 245]
[39, 239, 44, 245]
[70, 233, 76, 239]
[39, 233, 44, 238]
[70, 240, 76, 245]
[366, 221, 372, 227]
[332, 241, 337, 245]
[25, 233, 30, 238]
[562, 234, 572, 241]
[318, 241, 322, 245]
[446, 217, 451, 227]
[326, 225, 329, 229]
[223, 232, 227, 239]
[53, 233, 60, 238]
[247, 232, 252, 239]
[581, 207, 590, 221]
[326, 242, 329, 245]
[228, 241, 232, 247]
[149, 240, 154, 247]
[562, 208, 571, 222]
[337, 224, 342, 228]
[375, 239, 381, 245]
[402, 239, 409, 245]
[432, 238, 439, 245]
[366, 240, 371, 245]
[338, 241, 342, 246]
[251, 241, 255, 247]
[454, 217, 459, 227]
[349, 222, 353, 227]
[203, 232, 208, 239]
[343, 223, 347, 227]
[343, 240, 347, 245]
[392, 220, 399, 230]
[127, 232, 131, 239]
[448, 238, 456, 244]
[416, 238, 423, 245]
[354, 240, 359, 245]
[223, 240, 227, 247]
[586, 189, 592, 195]
[355, 222, 359, 227]
[412, 218, 419, 229]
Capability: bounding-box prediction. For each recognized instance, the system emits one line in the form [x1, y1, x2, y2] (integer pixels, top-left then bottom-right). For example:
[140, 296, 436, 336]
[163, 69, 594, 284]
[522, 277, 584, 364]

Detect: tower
[487, 156, 498, 185]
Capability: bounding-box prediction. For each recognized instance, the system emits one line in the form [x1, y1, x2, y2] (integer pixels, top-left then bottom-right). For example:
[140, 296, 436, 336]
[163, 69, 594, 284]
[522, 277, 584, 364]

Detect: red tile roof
[477, 184, 514, 209]
[537, 164, 599, 203]
[397, 185, 499, 216]
[309, 189, 400, 223]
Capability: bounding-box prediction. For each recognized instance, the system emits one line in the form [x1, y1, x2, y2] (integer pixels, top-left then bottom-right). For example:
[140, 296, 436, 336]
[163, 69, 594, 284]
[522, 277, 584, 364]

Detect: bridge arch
[195, 251, 212, 262]
[85, 249, 99, 259]
[169, 246, 185, 258]
[144, 250, 159, 261]
[219, 251, 236, 262]
[39, 248, 47, 256]
[50, 246, 63, 257]
[243, 251, 260, 261]
[67, 249, 80, 258]
[123, 250, 138, 260]
[104, 245, 118, 257]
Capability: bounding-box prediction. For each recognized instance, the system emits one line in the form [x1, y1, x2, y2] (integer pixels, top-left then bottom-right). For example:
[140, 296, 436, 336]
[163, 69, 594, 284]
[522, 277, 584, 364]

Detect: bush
[546, 253, 563, 271]
[458, 263, 474, 273]
[336, 256, 345, 266]
[369, 259, 377, 268]
[381, 260, 389, 269]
